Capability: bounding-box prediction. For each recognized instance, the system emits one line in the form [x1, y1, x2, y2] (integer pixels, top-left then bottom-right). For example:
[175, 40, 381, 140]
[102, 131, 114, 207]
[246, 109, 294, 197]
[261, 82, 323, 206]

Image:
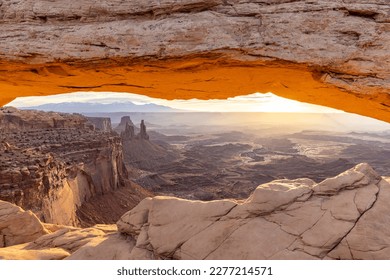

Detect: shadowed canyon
[1, 0, 390, 260]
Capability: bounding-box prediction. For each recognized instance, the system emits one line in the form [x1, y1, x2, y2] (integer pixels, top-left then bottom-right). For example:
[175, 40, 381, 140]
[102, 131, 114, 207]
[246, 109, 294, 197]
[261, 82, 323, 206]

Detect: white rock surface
[117, 163, 387, 260]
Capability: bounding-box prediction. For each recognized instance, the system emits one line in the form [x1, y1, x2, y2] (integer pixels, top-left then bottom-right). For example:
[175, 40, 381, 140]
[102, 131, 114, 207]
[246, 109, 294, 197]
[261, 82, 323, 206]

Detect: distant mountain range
[19, 101, 185, 113]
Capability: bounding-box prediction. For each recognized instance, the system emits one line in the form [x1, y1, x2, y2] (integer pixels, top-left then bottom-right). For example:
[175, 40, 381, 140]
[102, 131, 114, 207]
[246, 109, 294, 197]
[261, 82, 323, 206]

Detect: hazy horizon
[7, 91, 343, 113]
[5, 91, 390, 133]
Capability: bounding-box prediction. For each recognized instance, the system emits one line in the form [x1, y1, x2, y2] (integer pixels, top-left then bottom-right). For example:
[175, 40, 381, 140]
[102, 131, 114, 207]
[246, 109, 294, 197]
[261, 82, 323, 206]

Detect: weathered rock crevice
[326, 184, 380, 258]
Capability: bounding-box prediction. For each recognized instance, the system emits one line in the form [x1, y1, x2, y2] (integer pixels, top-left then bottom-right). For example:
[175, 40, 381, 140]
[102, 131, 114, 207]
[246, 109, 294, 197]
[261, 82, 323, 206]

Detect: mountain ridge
[19, 101, 185, 113]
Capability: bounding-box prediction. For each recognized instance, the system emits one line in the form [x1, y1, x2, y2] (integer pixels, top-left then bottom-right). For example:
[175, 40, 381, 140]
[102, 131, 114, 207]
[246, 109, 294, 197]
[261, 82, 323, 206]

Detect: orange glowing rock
[0, 58, 389, 122]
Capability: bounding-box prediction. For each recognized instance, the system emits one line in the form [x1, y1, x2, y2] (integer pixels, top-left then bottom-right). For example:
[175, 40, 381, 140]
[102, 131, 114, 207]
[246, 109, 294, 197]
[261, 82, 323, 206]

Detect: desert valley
[1, 104, 390, 260]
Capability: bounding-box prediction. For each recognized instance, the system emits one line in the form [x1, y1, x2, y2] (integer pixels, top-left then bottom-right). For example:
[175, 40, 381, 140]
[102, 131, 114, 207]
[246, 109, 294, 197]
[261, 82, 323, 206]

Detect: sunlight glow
[7, 91, 343, 113]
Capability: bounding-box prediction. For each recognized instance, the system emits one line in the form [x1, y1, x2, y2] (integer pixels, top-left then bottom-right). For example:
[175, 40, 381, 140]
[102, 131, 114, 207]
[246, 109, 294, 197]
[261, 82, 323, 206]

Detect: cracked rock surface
[1, 163, 390, 259]
[117, 163, 388, 260]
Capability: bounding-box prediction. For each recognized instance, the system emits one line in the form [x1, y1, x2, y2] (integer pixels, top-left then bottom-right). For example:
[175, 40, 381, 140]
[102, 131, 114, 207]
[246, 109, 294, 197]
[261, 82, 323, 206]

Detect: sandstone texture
[86, 117, 112, 132]
[0, 200, 48, 248]
[0, 208, 135, 259]
[1, 163, 390, 259]
[115, 116, 135, 133]
[0, 107, 149, 227]
[0, 1, 389, 122]
[0, 106, 90, 132]
[121, 123, 135, 141]
[117, 116, 149, 141]
[136, 120, 149, 141]
[116, 163, 388, 260]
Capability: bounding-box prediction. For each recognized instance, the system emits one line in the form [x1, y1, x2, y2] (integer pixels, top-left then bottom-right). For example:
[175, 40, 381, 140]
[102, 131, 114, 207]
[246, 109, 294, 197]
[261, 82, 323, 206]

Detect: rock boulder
[0, 200, 48, 248]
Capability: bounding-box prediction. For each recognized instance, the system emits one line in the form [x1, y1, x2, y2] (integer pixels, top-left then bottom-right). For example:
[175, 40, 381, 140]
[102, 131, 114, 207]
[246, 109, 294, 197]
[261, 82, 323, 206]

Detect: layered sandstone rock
[0, 107, 90, 131]
[136, 120, 149, 141]
[115, 116, 135, 134]
[119, 118, 149, 141]
[0, 107, 147, 226]
[0, 1, 389, 122]
[120, 123, 135, 141]
[86, 117, 112, 132]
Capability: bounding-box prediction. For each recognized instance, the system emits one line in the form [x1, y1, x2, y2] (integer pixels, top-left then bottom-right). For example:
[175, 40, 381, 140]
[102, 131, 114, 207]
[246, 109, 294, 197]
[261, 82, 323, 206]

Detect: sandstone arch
[0, 1, 389, 121]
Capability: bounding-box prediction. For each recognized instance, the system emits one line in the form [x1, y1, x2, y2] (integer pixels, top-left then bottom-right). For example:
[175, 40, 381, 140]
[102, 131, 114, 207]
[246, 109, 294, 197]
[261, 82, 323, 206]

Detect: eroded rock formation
[86, 117, 112, 132]
[0, 1, 389, 122]
[136, 120, 149, 141]
[120, 123, 135, 141]
[119, 118, 149, 141]
[0, 107, 90, 131]
[119, 118, 176, 171]
[0, 107, 148, 227]
[1, 163, 390, 259]
[115, 116, 135, 134]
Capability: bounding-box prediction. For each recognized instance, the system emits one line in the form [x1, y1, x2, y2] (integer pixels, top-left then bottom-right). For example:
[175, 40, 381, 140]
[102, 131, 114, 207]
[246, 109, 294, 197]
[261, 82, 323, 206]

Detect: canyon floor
[107, 112, 390, 201]
[1, 108, 390, 259]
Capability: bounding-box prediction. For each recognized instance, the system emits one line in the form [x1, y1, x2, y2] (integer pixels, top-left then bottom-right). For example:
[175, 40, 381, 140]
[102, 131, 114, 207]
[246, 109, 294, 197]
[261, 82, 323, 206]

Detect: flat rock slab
[118, 163, 389, 260]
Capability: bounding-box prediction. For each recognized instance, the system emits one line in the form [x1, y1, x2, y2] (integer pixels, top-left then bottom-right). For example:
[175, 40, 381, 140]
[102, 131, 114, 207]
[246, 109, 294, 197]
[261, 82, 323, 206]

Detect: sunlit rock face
[116, 163, 389, 260]
[0, 0, 389, 122]
[0, 200, 49, 248]
[0, 107, 135, 227]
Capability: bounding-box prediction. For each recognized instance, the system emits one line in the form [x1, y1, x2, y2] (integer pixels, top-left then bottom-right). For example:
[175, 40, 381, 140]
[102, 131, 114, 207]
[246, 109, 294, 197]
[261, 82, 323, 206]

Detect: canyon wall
[0, 107, 138, 227]
[86, 117, 112, 132]
[0, 0, 389, 122]
[0, 107, 90, 131]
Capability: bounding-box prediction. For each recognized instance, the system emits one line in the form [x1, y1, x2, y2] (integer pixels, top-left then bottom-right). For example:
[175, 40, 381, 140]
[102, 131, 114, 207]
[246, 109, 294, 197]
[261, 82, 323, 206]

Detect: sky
[7, 91, 343, 113]
[6, 91, 390, 131]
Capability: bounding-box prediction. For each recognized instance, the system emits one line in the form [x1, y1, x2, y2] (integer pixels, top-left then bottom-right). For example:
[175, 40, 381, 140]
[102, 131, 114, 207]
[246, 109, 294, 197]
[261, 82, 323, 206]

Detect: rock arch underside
[0, 0, 389, 122]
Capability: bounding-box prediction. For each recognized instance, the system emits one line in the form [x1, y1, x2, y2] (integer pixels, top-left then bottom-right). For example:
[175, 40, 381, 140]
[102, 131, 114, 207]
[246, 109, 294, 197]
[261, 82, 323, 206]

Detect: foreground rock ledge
[0, 0, 389, 122]
[1, 163, 390, 260]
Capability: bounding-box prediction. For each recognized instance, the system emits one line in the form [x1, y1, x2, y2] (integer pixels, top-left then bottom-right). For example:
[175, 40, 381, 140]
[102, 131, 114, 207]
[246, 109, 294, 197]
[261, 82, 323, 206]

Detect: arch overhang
[0, 0, 388, 121]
